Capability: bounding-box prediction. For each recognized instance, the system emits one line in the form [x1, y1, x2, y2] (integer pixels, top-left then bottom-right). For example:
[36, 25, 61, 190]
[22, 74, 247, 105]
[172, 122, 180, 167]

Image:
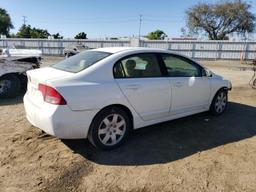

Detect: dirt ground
[0, 57, 255, 192]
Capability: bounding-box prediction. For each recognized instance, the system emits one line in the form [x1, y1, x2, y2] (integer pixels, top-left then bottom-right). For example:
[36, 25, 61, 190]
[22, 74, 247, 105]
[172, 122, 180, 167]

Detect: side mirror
[202, 68, 212, 77]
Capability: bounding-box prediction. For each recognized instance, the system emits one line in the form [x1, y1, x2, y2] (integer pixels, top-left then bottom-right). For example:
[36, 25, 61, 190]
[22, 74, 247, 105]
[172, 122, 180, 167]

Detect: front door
[161, 54, 211, 115]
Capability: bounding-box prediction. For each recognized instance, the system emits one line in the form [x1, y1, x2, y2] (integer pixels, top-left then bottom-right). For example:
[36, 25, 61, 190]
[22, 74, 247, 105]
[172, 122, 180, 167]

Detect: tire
[0, 75, 21, 98]
[65, 53, 74, 58]
[210, 89, 228, 116]
[20, 75, 28, 93]
[253, 79, 256, 88]
[88, 107, 131, 150]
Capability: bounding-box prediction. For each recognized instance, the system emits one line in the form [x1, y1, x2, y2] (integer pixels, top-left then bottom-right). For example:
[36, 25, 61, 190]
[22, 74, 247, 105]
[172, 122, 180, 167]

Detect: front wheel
[210, 89, 228, 116]
[253, 79, 256, 88]
[88, 107, 131, 150]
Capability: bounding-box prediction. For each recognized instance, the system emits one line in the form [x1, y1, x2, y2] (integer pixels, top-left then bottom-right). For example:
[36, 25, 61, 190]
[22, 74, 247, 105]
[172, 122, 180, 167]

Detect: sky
[1, 0, 256, 39]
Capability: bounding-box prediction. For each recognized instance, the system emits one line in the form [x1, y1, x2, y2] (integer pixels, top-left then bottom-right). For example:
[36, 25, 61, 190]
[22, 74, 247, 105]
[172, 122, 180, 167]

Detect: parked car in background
[64, 44, 91, 58]
[0, 46, 42, 65]
[24, 47, 232, 150]
[0, 47, 41, 98]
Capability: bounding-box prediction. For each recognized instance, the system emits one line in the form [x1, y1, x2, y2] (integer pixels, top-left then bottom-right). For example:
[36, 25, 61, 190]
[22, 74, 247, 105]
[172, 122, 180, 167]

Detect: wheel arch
[1, 72, 20, 79]
[214, 86, 229, 95]
[0, 72, 26, 83]
[90, 104, 134, 130]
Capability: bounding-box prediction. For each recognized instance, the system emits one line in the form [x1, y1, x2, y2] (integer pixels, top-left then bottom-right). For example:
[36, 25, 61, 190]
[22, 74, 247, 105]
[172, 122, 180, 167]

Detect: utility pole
[22, 16, 27, 25]
[139, 14, 142, 41]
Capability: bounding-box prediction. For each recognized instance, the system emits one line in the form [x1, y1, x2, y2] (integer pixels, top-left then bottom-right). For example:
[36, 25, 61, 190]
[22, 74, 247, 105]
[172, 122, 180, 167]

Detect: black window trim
[113, 52, 167, 79]
[159, 53, 204, 78]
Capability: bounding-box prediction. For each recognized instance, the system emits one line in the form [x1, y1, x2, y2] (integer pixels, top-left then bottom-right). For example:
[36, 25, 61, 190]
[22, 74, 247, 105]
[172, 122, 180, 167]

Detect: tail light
[38, 84, 67, 105]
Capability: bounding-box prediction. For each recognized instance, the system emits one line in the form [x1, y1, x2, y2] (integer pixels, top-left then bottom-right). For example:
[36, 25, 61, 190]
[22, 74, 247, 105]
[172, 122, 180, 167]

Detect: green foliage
[74, 32, 87, 39]
[52, 33, 63, 39]
[16, 24, 50, 38]
[0, 8, 14, 36]
[16, 25, 30, 38]
[146, 30, 167, 40]
[186, 1, 256, 40]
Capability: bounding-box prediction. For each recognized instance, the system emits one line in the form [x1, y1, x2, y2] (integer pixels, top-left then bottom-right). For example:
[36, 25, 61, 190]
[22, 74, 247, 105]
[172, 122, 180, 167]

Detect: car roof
[94, 47, 167, 54]
[92, 47, 205, 69]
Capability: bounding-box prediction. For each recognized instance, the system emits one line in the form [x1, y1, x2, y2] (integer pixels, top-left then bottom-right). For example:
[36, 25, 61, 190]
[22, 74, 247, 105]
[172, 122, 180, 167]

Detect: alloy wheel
[215, 92, 227, 114]
[98, 114, 126, 146]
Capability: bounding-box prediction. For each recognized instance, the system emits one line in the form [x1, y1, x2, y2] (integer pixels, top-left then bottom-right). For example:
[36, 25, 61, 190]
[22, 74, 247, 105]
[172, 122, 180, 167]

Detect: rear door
[160, 54, 211, 115]
[114, 53, 171, 121]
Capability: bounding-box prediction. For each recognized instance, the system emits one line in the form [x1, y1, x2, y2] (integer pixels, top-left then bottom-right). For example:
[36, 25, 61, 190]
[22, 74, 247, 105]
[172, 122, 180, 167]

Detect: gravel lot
[0, 57, 255, 192]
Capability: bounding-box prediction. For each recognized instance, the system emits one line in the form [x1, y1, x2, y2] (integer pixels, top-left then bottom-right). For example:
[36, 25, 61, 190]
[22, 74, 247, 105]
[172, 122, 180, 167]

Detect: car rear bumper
[23, 93, 98, 139]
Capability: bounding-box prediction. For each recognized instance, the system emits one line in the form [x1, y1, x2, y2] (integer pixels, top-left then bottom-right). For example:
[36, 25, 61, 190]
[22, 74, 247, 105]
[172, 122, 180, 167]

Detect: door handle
[126, 84, 141, 90]
[174, 82, 184, 88]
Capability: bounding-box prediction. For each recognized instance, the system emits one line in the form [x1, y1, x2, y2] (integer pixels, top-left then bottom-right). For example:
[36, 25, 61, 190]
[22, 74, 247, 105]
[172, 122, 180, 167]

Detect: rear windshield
[52, 51, 112, 73]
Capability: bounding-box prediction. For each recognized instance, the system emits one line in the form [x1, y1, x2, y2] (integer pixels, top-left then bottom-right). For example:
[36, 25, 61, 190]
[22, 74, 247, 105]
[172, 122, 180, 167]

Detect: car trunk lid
[26, 67, 72, 107]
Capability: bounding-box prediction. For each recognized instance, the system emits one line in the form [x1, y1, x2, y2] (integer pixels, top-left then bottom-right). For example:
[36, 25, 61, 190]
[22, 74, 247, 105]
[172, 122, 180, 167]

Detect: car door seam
[114, 79, 144, 120]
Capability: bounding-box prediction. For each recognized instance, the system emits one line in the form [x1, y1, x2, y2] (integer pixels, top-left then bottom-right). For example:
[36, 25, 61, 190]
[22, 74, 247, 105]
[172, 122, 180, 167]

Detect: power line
[143, 19, 184, 23]
[22, 16, 27, 25]
[28, 16, 184, 25]
[29, 19, 137, 24]
[139, 14, 142, 40]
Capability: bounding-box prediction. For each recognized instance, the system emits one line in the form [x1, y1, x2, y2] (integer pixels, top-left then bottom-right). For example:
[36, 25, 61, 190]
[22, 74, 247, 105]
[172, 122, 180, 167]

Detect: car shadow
[62, 102, 256, 166]
[0, 92, 25, 106]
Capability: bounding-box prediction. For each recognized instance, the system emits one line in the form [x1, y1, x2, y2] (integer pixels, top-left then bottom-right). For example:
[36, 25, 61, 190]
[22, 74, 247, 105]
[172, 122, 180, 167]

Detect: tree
[74, 32, 87, 39]
[30, 27, 50, 38]
[180, 27, 197, 37]
[186, 1, 256, 40]
[16, 24, 50, 38]
[146, 30, 167, 40]
[52, 33, 63, 39]
[0, 8, 14, 36]
[16, 24, 31, 38]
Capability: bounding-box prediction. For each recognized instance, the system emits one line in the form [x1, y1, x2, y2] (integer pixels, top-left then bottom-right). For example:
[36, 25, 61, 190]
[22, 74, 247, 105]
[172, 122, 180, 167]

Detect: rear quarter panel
[55, 79, 131, 111]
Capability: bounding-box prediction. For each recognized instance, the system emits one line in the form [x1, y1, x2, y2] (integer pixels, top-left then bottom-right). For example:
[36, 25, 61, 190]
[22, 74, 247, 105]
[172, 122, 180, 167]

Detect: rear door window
[113, 53, 163, 78]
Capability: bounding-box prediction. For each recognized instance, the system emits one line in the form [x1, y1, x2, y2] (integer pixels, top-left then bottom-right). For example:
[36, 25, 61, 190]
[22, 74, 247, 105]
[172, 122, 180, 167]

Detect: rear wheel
[0, 75, 21, 98]
[65, 53, 74, 58]
[210, 89, 228, 116]
[88, 107, 131, 150]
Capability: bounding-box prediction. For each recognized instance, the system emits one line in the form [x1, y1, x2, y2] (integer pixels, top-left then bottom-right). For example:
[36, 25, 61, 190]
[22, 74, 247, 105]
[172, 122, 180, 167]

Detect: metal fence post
[218, 42, 222, 60]
[192, 42, 196, 59]
[244, 41, 249, 61]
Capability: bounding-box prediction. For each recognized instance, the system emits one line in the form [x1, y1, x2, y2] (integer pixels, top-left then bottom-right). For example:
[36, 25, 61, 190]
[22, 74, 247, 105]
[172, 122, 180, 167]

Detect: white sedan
[24, 47, 232, 150]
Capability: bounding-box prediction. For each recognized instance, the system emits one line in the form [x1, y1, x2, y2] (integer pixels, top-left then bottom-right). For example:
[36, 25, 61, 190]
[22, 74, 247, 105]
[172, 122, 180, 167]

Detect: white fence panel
[195, 43, 218, 50]
[221, 43, 245, 51]
[170, 43, 193, 50]
[1, 38, 256, 60]
[194, 51, 218, 59]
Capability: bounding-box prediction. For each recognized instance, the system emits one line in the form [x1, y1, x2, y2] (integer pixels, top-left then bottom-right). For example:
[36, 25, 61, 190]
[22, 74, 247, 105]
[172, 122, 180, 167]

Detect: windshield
[52, 51, 112, 73]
